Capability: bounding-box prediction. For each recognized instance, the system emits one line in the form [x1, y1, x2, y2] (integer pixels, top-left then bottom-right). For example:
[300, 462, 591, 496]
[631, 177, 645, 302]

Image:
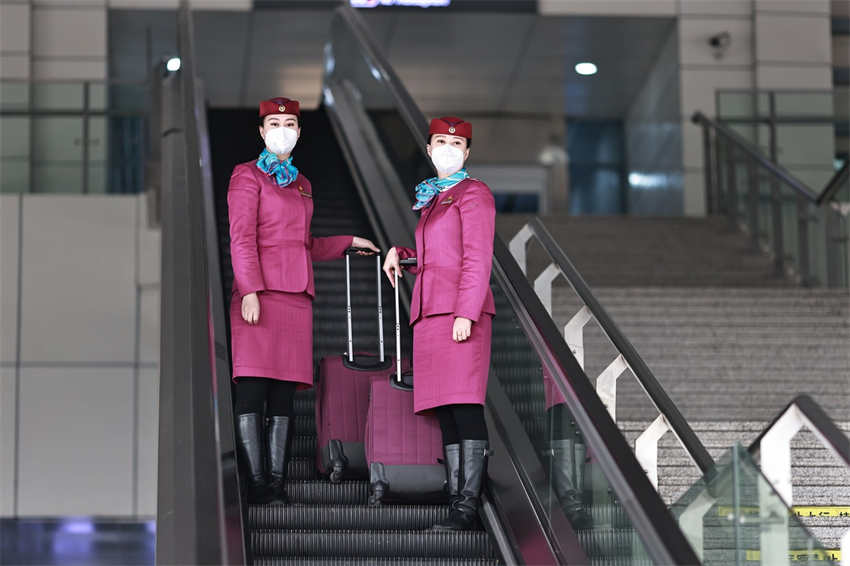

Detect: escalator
[208, 108, 501, 565]
[155, 4, 848, 566]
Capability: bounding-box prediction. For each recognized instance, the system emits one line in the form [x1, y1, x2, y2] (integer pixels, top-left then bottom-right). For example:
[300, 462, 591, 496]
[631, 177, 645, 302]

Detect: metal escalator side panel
[156, 4, 245, 565]
[324, 4, 703, 564]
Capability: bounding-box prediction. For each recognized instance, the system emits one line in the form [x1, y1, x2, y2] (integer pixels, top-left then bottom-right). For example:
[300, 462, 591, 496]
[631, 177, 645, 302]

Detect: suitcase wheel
[329, 463, 344, 484]
[368, 481, 386, 507]
[328, 440, 348, 484]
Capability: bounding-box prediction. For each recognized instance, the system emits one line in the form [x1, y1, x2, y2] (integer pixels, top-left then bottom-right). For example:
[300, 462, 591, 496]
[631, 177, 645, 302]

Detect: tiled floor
[0, 518, 154, 566]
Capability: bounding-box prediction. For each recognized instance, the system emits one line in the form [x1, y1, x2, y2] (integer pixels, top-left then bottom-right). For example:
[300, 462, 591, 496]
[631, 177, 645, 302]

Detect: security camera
[708, 32, 731, 59]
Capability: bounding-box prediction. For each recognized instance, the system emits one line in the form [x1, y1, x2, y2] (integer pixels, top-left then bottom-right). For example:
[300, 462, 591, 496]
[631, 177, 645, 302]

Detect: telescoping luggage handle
[394, 258, 418, 386]
[344, 248, 384, 364]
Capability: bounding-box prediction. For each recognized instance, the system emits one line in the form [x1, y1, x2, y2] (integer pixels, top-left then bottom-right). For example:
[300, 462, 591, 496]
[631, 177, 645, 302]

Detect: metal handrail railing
[816, 160, 849, 206]
[509, 217, 715, 484]
[328, 6, 703, 565]
[692, 111, 819, 202]
[693, 111, 849, 287]
[0, 78, 149, 195]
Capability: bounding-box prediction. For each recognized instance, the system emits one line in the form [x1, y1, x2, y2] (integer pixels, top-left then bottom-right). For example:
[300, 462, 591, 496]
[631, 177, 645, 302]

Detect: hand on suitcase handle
[350, 237, 380, 255]
[382, 247, 403, 287]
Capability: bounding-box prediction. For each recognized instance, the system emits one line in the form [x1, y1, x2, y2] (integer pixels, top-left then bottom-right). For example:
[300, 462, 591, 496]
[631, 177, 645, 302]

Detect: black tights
[234, 377, 297, 417]
[435, 404, 488, 445]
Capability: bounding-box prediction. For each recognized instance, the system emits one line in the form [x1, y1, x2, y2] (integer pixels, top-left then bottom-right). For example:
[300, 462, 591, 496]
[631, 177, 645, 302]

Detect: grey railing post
[82, 81, 90, 194]
[825, 209, 844, 287]
[715, 136, 726, 214]
[747, 158, 760, 249]
[768, 93, 785, 275]
[702, 123, 714, 213]
[797, 196, 812, 285]
[726, 143, 739, 227]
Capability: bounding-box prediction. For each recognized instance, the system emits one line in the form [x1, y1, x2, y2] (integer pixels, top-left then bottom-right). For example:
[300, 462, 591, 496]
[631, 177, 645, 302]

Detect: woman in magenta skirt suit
[229, 97, 378, 504]
[383, 116, 496, 530]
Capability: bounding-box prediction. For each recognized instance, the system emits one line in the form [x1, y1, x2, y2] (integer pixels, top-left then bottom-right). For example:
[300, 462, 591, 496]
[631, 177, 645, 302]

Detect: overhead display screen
[351, 0, 451, 6]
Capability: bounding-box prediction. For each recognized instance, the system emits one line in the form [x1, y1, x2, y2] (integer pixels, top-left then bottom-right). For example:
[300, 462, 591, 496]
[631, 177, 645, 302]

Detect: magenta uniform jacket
[228, 162, 353, 298]
[228, 161, 352, 384]
[396, 178, 497, 324]
[395, 178, 496, 412]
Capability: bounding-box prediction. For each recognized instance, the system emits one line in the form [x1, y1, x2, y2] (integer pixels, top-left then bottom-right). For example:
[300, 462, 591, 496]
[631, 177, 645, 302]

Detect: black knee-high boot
[549, 439, 592, 529]
[433, 440, 488, 531]
[266, 416, 291, 504]
[442, 444, 460, 505]
[236, 413, 272, 504]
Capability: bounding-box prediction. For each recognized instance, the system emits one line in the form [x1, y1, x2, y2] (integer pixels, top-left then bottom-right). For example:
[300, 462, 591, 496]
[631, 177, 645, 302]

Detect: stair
[496, 215, 850, 551]
[496, 215, 794, 288]
[211, 108, 499, 565]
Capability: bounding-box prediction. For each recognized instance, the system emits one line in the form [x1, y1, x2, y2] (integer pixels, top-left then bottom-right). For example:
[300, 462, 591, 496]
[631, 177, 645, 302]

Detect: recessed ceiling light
[575, 62, 597, 76]
[166, 57, 181, 72]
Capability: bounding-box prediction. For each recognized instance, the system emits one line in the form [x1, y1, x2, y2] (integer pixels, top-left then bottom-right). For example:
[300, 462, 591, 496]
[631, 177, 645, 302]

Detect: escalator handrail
[525, 217, 715, 475]
[155, 4, 245, 564]
[332, 6, 703, 564]
[748, 394, 850, 467]
[492, 236, 703, 566]
[335, 5, 430, 147]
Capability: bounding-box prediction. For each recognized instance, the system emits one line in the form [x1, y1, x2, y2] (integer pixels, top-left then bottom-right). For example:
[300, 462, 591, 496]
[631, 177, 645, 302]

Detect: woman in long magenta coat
[383, 116, 495, 531]
[229, 97, 378, 504]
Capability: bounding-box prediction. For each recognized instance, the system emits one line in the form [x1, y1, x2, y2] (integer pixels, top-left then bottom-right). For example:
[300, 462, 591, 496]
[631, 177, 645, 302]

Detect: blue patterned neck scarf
[412, 168, 469, 210]
[256, 148, 299, 188]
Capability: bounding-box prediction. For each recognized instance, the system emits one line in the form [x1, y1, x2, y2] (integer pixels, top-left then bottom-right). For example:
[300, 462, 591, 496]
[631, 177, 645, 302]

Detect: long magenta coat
[396, 178, 496, 412]
[228, 161, 352, 383]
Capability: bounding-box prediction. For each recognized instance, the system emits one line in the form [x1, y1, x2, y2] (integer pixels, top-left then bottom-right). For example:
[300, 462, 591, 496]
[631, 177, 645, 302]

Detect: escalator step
[285, 480, 370, 505]
[250, 529, 499, 559]
[287, 458, 320, 480]
[295, 398, 317, 415]
[296, 390, 316, 401]
[587, 558, 653, 566]
[253, 559, 502, 566]
[294, 414, 316, 433]
[577, 528, 645, 557]
[249, 504, 450, 530]
[291, 435, 318, 459]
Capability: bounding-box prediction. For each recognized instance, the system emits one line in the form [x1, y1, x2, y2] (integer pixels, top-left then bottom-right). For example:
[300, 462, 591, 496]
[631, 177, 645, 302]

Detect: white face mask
[430, 144, 465, 175]
[264, 126, 299, 156]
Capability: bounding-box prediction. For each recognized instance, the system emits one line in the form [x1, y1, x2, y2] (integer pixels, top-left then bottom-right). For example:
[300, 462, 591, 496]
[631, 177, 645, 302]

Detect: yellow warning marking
[716, 506, 850, 518]
[744, 549, 840, 562]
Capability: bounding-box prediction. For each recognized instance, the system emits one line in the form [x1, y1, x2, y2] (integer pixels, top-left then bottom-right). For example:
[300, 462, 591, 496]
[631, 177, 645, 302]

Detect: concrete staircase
[496, 215, 850, 550]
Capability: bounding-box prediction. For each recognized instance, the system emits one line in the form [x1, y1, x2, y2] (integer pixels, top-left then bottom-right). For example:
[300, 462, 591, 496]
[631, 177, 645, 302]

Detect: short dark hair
[259, 115, 300, 128]
[428, 133, 471, 149]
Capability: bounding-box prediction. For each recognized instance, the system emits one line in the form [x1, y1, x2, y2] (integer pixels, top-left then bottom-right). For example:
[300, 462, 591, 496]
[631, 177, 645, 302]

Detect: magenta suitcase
[315, 251, 408, 482]
[364, 263, 446, 505]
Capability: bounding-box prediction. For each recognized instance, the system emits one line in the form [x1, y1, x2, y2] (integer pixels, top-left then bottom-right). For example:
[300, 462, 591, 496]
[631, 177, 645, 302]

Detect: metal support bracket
[534, 263, 560, 314]
[564, 306, 592, 370]
[509, 224, 534, 275]
[635, 414, 670, 489]
[595, 354, 628, 421]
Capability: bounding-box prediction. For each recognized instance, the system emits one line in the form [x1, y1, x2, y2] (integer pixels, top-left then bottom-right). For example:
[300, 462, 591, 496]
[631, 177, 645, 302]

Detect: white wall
[624, 23, 682, 215]
[0, 193, 160, 517]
